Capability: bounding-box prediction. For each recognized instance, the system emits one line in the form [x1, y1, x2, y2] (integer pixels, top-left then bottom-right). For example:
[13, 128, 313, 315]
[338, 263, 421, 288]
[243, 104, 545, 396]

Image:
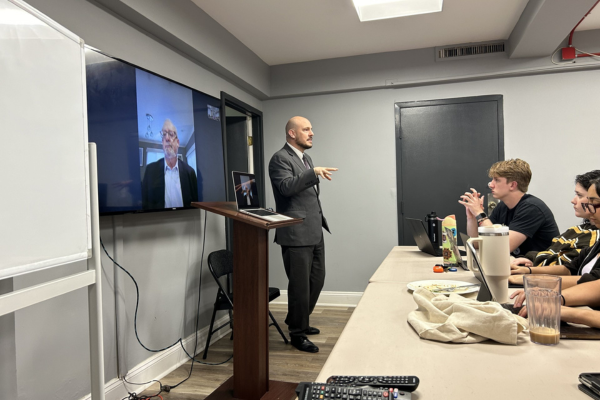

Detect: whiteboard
[0, 0, 91, 279]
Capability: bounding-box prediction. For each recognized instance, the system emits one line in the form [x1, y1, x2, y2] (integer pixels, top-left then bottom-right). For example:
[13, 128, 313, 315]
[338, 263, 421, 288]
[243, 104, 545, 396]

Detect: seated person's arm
[510, 263, 572, 276]
[562, 279, 600, 308]
[559, 280, 600, 328]
[511, 257, 533, 268]
[513, 278, 600, 308]
[465, 212, 479, 239]
[458, 189, 485, 239]
[508, 230, 527, 253]
[511, 248, 587, 279]
[560, 307, 600, 328]
[509, 274, 579, 289]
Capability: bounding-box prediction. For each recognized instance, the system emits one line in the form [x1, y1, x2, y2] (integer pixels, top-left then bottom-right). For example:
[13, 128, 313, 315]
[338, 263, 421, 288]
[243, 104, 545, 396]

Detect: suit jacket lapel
[285, 146, 306, 171]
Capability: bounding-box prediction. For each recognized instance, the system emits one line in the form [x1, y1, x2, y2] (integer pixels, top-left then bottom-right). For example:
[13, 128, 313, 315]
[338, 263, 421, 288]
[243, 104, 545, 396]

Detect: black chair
[203, 250, 289, 359]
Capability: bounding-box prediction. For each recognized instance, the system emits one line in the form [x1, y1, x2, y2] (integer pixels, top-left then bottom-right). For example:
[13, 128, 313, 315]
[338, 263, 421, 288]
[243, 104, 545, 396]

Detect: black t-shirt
[489, 194, 559, 256]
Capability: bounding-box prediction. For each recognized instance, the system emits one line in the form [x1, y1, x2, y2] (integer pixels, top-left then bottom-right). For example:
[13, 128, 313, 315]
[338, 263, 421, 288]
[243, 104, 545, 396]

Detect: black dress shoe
[291, 336, 319, 353]
[305, 327, 320, 335]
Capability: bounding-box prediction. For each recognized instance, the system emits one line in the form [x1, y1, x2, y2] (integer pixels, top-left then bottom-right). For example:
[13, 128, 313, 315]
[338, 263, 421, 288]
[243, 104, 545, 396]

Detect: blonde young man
[459, 159, 559, 256]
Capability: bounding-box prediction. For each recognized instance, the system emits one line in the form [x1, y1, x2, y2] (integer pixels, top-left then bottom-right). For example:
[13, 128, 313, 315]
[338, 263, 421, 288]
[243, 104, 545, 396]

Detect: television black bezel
[85, 47, 228, 216]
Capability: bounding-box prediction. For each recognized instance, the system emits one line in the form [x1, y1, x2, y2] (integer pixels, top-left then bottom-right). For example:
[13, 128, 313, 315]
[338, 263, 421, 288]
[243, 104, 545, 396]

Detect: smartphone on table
[579, 373, 600, 400]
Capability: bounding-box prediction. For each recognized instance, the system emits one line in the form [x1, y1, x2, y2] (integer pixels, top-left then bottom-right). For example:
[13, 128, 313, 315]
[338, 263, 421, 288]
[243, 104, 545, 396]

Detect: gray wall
[264, 69, 600, 293]
[3, 0, 262, 398]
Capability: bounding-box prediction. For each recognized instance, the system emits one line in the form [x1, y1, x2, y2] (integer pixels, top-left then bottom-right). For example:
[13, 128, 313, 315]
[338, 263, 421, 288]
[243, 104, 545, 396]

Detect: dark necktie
[302, 155, 310, 169]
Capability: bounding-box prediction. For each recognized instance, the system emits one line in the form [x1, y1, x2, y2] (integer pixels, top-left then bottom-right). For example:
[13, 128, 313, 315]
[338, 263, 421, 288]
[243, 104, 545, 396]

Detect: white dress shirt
[164, 159, 183, 208]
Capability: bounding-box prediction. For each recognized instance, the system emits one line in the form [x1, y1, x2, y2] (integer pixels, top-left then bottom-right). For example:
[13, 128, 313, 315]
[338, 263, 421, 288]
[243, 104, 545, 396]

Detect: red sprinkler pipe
[576, 52, 600, 58]
[568, 0, 600, 46]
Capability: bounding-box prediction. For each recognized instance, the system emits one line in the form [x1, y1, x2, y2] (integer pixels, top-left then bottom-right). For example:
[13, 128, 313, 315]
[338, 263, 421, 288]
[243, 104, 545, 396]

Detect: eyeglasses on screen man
[160, 129, 177, 139]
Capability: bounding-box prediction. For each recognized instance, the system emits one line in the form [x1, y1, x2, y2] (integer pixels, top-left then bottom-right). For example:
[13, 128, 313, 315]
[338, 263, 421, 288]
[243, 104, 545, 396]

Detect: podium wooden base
[205, 377, 298, 400]
[191, 202, 303, 400]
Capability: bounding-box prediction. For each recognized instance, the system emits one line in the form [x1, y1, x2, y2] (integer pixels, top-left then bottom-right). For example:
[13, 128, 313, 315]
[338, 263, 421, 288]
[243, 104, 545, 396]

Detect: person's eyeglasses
[582, 202, 600, 214]
[160, 130, 177, 139]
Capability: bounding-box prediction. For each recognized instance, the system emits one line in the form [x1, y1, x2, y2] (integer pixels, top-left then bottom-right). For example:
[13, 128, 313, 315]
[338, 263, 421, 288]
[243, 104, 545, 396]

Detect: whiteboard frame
[1, 1, 105, 398]
[0, 0, 92, 281]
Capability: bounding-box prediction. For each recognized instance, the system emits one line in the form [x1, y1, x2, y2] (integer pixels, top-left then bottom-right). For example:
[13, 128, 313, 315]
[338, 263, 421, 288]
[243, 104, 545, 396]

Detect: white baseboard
[271, 290, 363, 307]
[79, 314, 232, 400]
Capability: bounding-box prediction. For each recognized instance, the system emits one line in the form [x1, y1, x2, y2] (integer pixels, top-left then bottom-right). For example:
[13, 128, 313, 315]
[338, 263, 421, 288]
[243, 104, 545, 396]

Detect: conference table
[316, 246, 597, 399]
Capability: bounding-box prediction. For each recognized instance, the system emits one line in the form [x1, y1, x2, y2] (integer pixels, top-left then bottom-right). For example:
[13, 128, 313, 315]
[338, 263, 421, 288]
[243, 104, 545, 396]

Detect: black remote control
[296, 376, 419, 400]
[327, 376, 419, 392]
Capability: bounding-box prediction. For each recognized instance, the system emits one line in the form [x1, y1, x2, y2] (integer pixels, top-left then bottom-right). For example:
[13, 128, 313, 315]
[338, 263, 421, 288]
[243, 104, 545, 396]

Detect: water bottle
[425, 211, 439, 250]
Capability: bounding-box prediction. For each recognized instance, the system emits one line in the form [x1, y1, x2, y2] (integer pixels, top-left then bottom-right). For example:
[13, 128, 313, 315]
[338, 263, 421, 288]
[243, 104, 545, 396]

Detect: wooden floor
[140, 304, 354, 400]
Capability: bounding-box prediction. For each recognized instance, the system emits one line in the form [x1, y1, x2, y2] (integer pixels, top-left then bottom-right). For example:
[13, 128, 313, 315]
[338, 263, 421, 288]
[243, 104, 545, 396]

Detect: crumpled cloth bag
[408, 287, 528, 344]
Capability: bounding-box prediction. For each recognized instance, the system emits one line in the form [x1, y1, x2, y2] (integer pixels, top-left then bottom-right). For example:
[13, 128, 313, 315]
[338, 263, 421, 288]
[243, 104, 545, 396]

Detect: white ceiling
[576, 5, 600, 31]
[192, 0, 530, 66]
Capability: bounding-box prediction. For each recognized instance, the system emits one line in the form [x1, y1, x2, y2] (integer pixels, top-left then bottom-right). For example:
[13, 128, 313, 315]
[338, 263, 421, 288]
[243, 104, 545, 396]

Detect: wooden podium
[191, 202, 303, 400]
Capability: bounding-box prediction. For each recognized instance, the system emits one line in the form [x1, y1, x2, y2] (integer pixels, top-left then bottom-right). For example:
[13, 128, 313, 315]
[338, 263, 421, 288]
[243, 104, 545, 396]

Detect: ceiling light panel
[353, 0, 443, 22]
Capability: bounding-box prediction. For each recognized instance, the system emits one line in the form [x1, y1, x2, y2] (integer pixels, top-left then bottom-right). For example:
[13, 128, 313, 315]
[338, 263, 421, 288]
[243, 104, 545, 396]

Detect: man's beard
[164, 145, 177, 159]
[296, 138, 312, 150]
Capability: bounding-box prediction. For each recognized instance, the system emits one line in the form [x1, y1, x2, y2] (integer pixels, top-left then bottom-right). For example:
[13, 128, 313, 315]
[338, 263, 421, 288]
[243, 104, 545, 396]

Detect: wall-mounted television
[85, 48, 226, 215]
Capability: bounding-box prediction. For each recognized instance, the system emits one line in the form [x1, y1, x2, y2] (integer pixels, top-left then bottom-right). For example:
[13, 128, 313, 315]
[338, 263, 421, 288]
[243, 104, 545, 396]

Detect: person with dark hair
[510, 177, 600, 287]
[459, 159, 559, 256]
[510, 170, 600, 269]
[511, 179, 600, 322]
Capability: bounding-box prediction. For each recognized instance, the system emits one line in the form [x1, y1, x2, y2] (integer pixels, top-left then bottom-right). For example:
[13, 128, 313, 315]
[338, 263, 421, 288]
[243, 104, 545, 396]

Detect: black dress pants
[281, 234, 325, 338]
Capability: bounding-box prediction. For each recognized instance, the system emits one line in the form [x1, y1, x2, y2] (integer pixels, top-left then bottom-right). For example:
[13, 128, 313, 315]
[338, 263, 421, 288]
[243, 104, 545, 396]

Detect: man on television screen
[142, 119, 199, 209]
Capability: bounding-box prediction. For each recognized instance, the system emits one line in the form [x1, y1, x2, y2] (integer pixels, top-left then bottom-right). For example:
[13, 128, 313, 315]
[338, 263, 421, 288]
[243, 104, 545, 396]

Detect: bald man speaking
[269, 116, 337, 353]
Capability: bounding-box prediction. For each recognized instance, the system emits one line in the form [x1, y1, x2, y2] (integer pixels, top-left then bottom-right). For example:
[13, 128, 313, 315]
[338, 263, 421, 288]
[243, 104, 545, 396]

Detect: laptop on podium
[232, 171, 292, 223]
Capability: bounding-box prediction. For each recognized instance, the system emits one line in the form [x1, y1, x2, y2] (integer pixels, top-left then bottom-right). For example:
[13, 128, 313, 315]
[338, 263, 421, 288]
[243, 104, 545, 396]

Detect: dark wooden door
[395, 95, 504, 245]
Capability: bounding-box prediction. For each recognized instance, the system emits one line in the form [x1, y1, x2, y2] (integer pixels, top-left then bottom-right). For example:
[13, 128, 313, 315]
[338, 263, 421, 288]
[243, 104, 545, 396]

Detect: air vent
[436, 42, 506, 61]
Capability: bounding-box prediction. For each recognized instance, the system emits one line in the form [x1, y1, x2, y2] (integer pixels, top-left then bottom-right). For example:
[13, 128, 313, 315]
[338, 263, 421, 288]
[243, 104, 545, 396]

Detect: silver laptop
[232, 171, 291, 222]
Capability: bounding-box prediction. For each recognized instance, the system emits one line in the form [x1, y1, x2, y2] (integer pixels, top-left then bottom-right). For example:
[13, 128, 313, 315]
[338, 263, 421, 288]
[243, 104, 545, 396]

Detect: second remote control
[326, 376, 419, 393]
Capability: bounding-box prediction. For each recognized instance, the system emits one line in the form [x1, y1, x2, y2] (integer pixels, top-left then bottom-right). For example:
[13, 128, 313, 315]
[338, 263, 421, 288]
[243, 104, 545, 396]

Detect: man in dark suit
[142, 119, 201, 209]
[269, 116, 338, 353]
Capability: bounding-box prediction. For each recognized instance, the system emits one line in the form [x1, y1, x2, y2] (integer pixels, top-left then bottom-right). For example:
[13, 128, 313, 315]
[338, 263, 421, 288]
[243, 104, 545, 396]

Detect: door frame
[220, 92, 265, 250]
[394, 95, 504, 245]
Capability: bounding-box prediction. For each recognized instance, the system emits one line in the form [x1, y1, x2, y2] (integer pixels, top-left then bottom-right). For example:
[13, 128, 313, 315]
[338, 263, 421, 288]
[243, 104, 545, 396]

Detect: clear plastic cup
[524, 275, 562, 346]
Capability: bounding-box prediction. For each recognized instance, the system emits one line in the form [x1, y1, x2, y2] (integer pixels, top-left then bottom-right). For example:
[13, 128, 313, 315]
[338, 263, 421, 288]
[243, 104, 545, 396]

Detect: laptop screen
[232, 171, 260, 210]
